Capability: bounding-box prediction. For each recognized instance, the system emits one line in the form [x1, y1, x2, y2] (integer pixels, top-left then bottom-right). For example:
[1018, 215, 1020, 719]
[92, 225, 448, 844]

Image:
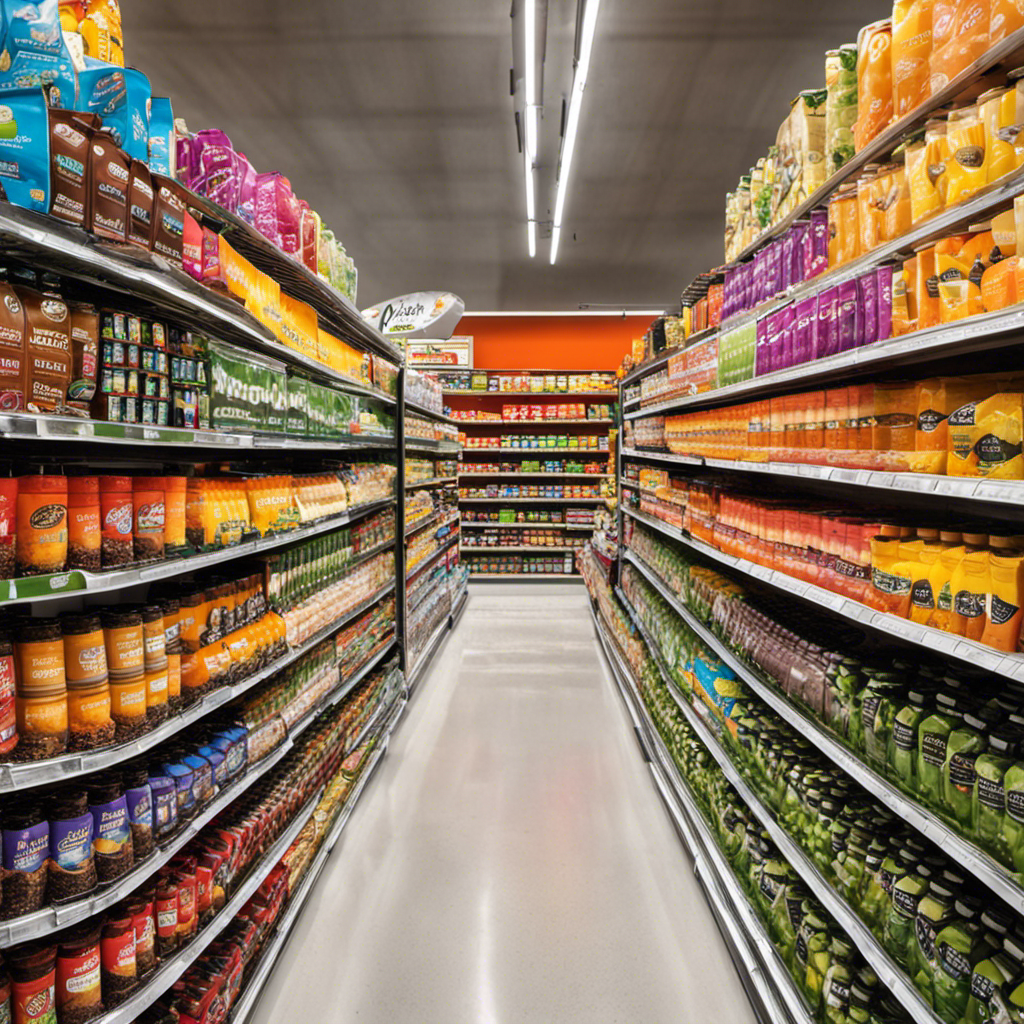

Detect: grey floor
[251, 583, 755, 1023]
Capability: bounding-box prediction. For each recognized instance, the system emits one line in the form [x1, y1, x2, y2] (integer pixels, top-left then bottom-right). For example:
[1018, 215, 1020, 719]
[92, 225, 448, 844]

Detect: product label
[971, 970, 997, 1001]
[1006, 788, 1024, 824]
[892, 885, 920, 917]
[922, 731, 949, 767]
[133, 906, 155, 955]
[861, 695, 882, 733]
[954, 590, 986, 620]
[978, 775, 1006, 811]
[938, 942, 972, 981]
[2, 821, 49, 872]
[794, 933, 808, 967]
[991, 594, 1019, 627]
[872, 568, 911, 596]
[825, 978, 850, 1010]
[918, 409, 946, 433]
[11, 971, 56, 1024]
[911, 579, 935, 610]
[125, 785, 152, 828]
[50, 813, 93, 870]
[156, 904, 178, 935]
[892, 720, 916, 752]
[101, 926, 136, 974]
[948, 752, 978, 793]
[916, 917, 938, 963]
[89, 795, 130, 852]
[56, 946, 101, 1001]
[151, 780, 177, 832]
[937, 581, 953, 613]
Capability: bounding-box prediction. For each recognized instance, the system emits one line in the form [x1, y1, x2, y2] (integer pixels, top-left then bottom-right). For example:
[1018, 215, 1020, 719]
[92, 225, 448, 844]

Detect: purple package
[755, 316, 770, 376]
[753, 249, 766, 305]
[195, 142, 244, 213]
[791, 222, 809, 287]
[236, 152, 258, 226]
[781, 232, 796, 292]
[836, 280, 860, 352]
[255, 172, 303, 255]
[740, 262, 753, 313]
[817, 286, 839, 359]
[859, 272, 879, 347]
[876, 265, 893, 342]
[780, 304, 796, 368]
[809, 208, 829, 277]
[765, 309, 785, 373]
[793, 295, 818, 366]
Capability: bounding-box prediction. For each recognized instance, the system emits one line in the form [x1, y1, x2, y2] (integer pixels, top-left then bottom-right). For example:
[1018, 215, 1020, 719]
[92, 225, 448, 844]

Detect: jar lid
[66, 477, 99, 495]
[16, 618, 62, 643]
[98, 476, 132, 490]
[100, 607, 143, 628]
[59, 611, 102, 636]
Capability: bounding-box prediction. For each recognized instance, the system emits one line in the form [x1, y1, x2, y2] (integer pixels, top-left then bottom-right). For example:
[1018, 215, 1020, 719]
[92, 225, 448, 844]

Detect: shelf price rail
[622, 546, 1024, 919]
[622, 505, 1024, 685]
[590, 602, 813, 1024]
[614, 586, 944, 1024]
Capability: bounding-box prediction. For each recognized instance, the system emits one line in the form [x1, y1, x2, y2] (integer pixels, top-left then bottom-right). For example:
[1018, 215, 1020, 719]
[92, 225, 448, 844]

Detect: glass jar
[100, 910, 138, 1007]
[15, 475, 67, 577]
[13, 619, 68, 761]
[87, 774, 133, 883]
[66, 477, 100, 572]
[58, 612, 113, 753]
[55, 924, 103, 1023]
[6, 943, 56, 1024]
[140, 605, 168, 729]
[100, 608, 146, 743]
[0, 801, 49, 919]
[46, 788, 95, 902]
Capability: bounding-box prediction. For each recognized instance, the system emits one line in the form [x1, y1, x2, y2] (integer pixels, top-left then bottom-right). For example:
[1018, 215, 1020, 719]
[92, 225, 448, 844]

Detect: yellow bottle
[926, 531, 966, 632]
[908, 528, 945, 624]
[949, 532, 991, 640]
[981, 536, 1024, 652]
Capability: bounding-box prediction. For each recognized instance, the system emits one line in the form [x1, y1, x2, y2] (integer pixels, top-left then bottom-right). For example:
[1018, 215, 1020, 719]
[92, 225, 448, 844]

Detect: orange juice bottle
[908, 528, 945, 624]
[981, 536, 1024, 651]
[948, 532, 991, 639]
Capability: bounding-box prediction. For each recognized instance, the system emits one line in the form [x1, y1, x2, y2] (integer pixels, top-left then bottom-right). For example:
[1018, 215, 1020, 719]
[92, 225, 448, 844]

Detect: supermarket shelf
[0, 497, 395, 608]
[457, 472, 614, 478]
[407, 613, 453, 690]
[460, 521, 579, 530]
[622, 505, 1024, 684]
[403, 399, 459, 425]
[0, 639, 396, 949]
[466, 572, 581, 581]
[461, 545, 579, 554]
[405, 511, 440, 537]
[443, 390, 616, 398]
[0, 579, 396, 793]
[0, 204, 400, 389]
[459, 497, 605, 504]
[622, 546, 1024, 918]
[230, 705, 396, 1024]
[455, 419, 614, 427]
[97, 789, 321, 1024]
[184, 190, 403, 366]
[723, 25, 1024, 269]
[590, 603, 812, 1024]
[464, 447, 610, 456]
[405, 438, 462, 455]
[0, 411, 395, 450]
[624, 303, 1024, 421]
[405, 476, 458, 491]
[451, 584, 469, 626]
[0, 734, 292, 949]
[406, 534, 460, 581]
[620, 447, 1024, 511]
[615, 587, 942, 1024]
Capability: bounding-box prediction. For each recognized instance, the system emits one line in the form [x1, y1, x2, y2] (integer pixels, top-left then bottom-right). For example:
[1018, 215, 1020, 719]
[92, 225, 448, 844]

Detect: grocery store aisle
[251, 584, 754, 1024]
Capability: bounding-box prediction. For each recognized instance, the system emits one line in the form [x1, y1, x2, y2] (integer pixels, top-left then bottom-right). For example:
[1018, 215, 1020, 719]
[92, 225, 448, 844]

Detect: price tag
[143, 428, 160, 441]
[952, 643, 1002, 672]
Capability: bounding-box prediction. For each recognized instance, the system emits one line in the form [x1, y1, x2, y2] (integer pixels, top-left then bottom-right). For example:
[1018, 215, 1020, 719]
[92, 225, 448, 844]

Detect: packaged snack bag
[855, 20, 894, 151]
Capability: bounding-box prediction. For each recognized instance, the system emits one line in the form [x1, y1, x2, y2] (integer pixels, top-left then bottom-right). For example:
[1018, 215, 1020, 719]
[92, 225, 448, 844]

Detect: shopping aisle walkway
[251, 584, 755, 1024]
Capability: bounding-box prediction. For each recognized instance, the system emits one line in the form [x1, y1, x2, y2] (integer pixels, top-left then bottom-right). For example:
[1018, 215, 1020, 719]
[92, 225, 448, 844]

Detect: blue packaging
[148, 95, 173, 175]
[148, 769, 178, 839]
[0, 86, 49, 211]
[0, 0, 75, 101]
[198, 744, 228, 792]
[76, 59, 150, 160]
[181, 752, 213, 809]
[162, 760, 196, 820]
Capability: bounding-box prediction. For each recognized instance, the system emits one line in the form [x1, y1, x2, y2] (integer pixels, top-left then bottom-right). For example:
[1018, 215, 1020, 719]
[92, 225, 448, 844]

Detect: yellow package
[907, 119, 949, 224]
[945, 105, 987, 206]
[911, 376, 996, 473]
[893, 259, 915, 336]
[872, 382, 919, 454]
[981, 86, 1017, 184]
[948, 392, 1024, 478]
[880, 163, 912, 242]
[936, 232, 985, 323]
[79, 0, 124, 66]
[916, 243, 942, 331]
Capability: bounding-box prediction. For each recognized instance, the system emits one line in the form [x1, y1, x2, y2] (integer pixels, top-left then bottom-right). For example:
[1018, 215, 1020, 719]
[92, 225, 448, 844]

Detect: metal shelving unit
[405, 476, 458, 490]
[461, 545, 579, 554]
[456, 419, 614, 427]
[622, 504, 1024, 682]
[622, 547, 1024, 917]
[459, 497, 605, 504]
[590, 603, 812, 1024]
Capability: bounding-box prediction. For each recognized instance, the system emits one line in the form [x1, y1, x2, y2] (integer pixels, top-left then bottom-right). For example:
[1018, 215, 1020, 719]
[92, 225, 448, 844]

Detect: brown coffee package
[16, 282, 70, 414]
[89, 133, 130, 241]
[150, 174, 187, 267]
[127, 160, 154, 248]
[67, 302, 98, 413]
[0, 280, 26, 411]
[48, 110, 101, 227]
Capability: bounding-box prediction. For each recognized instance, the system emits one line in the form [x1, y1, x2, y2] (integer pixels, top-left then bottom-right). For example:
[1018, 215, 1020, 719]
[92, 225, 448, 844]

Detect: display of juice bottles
[949, 532, 991, 639]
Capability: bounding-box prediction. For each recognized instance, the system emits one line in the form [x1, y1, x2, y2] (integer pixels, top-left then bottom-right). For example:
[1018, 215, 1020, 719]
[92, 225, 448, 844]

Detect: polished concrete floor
[251, 584, 755, 1024]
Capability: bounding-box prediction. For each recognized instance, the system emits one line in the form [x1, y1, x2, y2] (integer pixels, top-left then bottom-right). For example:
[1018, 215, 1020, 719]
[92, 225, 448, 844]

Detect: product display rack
[622, 547, 1024, 917]
[589, 600, 811, 1024]
[614, 584, 942, 1024]
[399, 385, 465, 690]
[450, 370, 616, 582]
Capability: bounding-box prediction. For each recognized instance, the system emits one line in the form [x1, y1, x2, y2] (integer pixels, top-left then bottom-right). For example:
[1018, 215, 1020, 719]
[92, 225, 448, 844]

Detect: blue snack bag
[148, 95, 173, 175]
[0, 86, 49, 211]
[76, 58, 149, 159]
[0, 0, 76, 102]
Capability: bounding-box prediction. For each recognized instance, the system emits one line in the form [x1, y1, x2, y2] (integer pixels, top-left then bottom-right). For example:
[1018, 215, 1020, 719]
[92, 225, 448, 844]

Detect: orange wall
[457, 315, 647, 371]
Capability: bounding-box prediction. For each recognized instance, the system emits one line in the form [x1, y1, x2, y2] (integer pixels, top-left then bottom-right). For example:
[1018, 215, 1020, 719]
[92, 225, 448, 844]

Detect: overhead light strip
[525, 149, 537, 259]
[550, 0, 601, 266]
[524, 0, 538, 257]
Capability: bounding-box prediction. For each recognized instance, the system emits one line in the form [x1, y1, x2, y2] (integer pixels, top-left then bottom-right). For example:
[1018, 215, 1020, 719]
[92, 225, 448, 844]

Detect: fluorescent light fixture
[550, 0, 601, 265]
[525, 149, 537, 258]
[524, 0, 537, 159]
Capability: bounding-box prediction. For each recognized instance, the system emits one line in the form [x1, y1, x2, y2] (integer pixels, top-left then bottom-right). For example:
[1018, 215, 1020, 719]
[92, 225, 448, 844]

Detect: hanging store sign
[362, 291, 465, 339]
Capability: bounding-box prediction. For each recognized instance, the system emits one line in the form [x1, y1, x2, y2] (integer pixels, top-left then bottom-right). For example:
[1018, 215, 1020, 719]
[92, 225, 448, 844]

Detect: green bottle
[910, 870, 961, 1003]
[889, 689, 932, 796]
[942, 711, 989, 830]
[860, 672, 906, 774]
[801, 910, 832, 1011]
[917, 691, 962, 810]
[823, 936, 857, 1023]
[882, 854, 932, 968]
[933, 897, 1001, 1024]
[973, 727, 1021, 866]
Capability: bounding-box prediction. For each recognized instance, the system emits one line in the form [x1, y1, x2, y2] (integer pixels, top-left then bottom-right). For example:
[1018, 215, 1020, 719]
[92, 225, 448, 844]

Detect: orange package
[931, 0, 990, 92]
[893, 0, 934, 116]
[915, 244, 941, 330]
[881, 163, 913, 240]
[856, 20, 894, 151]
[990, 0, 1024, 39]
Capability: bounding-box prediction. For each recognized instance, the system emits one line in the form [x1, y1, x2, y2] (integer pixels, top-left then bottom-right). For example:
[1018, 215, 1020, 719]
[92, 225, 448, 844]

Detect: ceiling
[126, 1, 886, 312]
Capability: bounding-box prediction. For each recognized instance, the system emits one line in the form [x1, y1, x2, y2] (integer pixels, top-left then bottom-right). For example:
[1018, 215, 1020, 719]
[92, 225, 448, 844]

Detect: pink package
[192, 129, 244, 214]
[176, 133, 199, 187]
[255, 172, 302, 255]
[299, 200, 317, 272]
